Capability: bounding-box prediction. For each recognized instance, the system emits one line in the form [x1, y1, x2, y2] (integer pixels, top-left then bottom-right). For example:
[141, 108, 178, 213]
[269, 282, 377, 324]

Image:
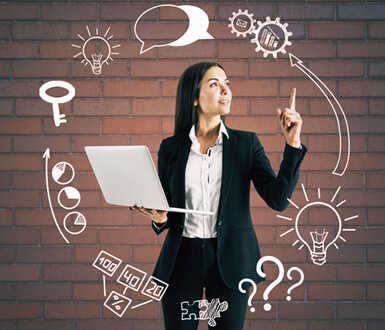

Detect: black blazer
[152, 127, 307, 290]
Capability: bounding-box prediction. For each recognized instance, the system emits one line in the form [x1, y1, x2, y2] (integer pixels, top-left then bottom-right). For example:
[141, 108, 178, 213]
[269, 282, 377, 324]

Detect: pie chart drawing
[63, 211, 87, 235]
[57, 186, 81, 210]
[52, 162, 75, 185]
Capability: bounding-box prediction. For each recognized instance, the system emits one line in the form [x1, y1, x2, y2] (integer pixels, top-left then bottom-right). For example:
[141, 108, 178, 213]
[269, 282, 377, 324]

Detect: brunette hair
[174, 62, 225, 135]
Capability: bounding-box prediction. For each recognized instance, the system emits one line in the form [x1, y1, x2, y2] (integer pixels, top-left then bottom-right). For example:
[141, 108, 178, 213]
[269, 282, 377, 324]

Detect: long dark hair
[174, 62, 225, 135]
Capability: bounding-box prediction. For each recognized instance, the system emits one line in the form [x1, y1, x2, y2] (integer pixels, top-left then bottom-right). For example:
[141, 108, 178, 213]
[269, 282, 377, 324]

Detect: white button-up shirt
[182, 121, 229, 238]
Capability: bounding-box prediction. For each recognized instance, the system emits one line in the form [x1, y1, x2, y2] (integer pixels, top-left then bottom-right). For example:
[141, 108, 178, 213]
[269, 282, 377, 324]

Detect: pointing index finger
[290, 87, 296, 110]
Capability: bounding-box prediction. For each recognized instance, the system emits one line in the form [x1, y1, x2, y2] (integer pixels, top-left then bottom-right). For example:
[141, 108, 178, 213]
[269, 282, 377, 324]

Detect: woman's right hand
[129, 206, 168, 224]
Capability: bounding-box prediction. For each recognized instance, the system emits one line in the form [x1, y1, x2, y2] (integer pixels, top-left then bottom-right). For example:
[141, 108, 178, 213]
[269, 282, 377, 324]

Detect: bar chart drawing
[260, 26, 279, 49]
[251, 16, 292, 58]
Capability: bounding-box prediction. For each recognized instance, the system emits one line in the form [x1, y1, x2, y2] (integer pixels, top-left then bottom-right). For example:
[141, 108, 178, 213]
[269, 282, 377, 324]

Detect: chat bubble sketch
[39, 81, 75, 127]
[135, 4, 214, 54]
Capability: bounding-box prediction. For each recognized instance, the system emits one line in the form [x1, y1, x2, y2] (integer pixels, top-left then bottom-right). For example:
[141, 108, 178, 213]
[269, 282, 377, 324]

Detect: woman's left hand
[129, 206, 168, 224]
[277, 88, 303, 149]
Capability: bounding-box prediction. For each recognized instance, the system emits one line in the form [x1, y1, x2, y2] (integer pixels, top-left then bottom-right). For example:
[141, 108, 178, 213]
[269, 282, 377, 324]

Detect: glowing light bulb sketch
[278, 184, 358, 265]
[72, 26, 121, 75]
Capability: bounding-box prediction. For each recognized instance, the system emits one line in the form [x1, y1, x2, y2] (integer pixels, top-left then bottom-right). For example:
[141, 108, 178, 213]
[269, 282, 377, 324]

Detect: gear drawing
[251, 16, 292, 58]
[228, 9, 256, 38]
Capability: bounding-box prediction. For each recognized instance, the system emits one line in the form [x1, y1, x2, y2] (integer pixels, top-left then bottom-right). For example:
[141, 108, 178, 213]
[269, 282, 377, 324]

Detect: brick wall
[0, 1, 384, 329]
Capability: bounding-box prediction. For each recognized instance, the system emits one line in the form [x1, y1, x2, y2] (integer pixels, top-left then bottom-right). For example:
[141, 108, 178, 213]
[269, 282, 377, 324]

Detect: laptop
[85, 146, 213, 216]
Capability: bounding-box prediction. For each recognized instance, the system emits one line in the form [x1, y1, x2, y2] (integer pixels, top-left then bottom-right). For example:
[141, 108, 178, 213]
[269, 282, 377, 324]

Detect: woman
[131, 62, 307, 329]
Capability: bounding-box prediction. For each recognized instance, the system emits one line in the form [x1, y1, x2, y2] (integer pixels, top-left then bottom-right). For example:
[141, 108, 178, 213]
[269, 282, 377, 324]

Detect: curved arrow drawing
[289, 53, 350, 176]
[43, 148, 69, 244]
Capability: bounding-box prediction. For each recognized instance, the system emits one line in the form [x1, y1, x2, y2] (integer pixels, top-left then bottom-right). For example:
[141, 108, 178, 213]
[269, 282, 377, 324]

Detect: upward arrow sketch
[43, 148, 70, 244]
[289, 53, 350, 176]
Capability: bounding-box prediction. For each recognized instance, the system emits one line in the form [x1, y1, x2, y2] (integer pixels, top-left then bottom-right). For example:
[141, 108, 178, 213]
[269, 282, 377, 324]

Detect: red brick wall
[0, 1, 384, 329]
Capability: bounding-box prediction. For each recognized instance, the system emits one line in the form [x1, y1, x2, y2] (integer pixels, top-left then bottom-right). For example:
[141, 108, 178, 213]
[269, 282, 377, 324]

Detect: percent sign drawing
[103, 291, 132, 317]
[112, 294, 126, 311]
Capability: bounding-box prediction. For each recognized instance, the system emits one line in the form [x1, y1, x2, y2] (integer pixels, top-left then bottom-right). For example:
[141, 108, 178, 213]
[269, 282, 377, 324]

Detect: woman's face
[194, 66, 232, 119]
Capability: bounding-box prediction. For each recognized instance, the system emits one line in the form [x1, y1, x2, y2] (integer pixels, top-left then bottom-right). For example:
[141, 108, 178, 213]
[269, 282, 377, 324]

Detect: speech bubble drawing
[134, 4, 214, 54]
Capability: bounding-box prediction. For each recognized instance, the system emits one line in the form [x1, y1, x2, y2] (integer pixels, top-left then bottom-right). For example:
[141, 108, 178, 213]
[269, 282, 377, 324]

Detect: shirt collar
[189, 120, 229, 153]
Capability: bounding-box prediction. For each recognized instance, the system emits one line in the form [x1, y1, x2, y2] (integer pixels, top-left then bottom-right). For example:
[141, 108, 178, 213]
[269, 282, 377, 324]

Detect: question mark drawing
[238, 278, 257, 313]
[286, 267, 304, 301]
[256, 256, 285, 311]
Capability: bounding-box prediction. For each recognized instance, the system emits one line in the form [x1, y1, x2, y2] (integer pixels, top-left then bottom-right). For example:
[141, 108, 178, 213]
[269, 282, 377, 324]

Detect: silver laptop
[85, 146, 213, 216]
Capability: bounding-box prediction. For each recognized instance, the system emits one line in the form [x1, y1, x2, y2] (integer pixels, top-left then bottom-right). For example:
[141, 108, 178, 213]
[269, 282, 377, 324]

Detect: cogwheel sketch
[251, 16, 292, 58]
[228, 9, 256, 37]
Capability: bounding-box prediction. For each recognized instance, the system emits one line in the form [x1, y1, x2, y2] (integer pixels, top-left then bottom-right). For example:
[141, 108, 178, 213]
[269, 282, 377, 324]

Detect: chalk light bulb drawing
[72, 26, 120, 75]
[294, 201, 341, 265]
[278, 184, 358, 266]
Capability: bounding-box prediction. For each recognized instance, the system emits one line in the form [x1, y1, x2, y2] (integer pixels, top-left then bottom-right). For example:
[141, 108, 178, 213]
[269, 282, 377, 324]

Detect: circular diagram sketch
[63, 211, 87, 235]
[52, 161, 75, 185]
[57, 186, 81, 210]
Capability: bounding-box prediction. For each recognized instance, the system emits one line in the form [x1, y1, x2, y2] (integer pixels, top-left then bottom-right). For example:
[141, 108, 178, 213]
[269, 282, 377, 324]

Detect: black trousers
[161, 237, 249, 330]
